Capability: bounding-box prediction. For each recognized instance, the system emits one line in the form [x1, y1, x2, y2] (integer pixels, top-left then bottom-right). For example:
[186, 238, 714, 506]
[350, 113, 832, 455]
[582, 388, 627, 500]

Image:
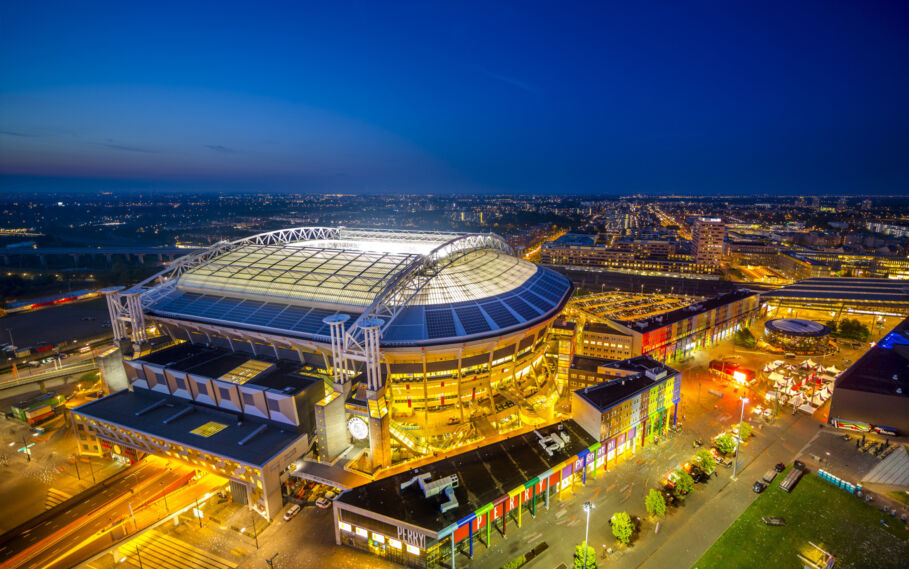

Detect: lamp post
[582, 501, 594, 569]
[732, 397, 748, 480]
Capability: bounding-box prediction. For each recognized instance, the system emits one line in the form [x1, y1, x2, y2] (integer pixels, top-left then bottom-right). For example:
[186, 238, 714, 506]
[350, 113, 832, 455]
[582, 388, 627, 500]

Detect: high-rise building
[837, 197, 848, 212]
[861, 199, 872, 211]
[691, 217, 725, 265]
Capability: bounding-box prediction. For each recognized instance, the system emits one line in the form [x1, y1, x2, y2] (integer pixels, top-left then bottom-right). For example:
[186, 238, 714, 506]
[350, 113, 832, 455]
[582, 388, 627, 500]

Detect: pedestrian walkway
[115, 530, 237, 569]
[45, 488, 71, 509]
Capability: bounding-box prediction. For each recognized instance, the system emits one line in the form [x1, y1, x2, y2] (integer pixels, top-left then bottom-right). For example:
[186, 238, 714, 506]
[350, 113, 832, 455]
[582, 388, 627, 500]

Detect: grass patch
[888, 491, 909, 507]
[692, 470, 909, 569]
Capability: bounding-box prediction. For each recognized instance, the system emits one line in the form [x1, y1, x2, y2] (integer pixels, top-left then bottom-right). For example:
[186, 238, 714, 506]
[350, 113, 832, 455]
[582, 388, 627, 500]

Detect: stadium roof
[140, 227, 572, 346]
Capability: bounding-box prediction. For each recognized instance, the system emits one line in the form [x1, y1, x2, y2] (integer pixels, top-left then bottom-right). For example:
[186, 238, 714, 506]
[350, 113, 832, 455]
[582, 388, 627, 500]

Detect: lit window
[339, 522, 352, 532]
[406, 543, 420, 555]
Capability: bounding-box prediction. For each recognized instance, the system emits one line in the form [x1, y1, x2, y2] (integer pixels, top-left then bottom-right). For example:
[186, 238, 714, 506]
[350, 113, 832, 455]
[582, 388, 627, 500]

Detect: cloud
[205, 144, 237, 153]
[102, 141, 158, 153]
[478, 68, 541, 95]
[0, 130, 37, 137]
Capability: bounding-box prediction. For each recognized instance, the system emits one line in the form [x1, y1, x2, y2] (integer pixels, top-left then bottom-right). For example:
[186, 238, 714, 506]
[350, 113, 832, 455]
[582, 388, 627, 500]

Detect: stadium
[764, 318, 832, 354]
[98, 227, 573, 482]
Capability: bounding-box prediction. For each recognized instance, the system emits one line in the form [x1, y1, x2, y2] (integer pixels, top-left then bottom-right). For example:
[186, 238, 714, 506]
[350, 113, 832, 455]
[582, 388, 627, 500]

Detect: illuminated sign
[339, 522, 352, 532]
[873, 426, 898, 437]
[348, 417, 369, 440]
[406, 544, 420, 555]
[832, 418, 871, 432]
[355, 527, 368, 538]
[388, 538, 402, 550]
[372, 533, 385, 544]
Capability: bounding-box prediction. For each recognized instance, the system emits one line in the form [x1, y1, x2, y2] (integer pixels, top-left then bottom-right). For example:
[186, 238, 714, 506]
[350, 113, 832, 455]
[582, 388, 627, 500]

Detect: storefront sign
[832, 418, 871, 432]
[396, 527, 426, 549]
[872, 425, 898, 437]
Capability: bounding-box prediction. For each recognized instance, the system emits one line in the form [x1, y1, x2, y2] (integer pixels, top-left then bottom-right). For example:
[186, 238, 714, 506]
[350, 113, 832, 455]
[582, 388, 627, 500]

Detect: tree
[695, 449, 716, 475]
[673, 470, 694, 495]
[645, 488, 666, 517]
[738, 422, 753, 440]
[825, 320, 838, 334]
[837, 319, 870, 342]
[714, 433, 736, 455]
[610, 512, 633, 544]
[732, 328, 756, 349]
[574, 545, 596, 569]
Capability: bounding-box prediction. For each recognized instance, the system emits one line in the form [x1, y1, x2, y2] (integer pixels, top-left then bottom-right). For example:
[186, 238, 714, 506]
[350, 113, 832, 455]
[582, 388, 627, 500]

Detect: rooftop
[834, 318, 909, 398]
[335, 420, 596, 533]
[73, 388, 304, 466]
[574, 356, 679, 411]
[761, 277, 909, 304]
[143, 227, 572, 346]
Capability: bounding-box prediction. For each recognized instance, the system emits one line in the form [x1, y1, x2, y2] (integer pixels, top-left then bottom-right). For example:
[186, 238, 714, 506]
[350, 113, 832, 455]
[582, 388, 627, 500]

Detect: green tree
[732, 328, 756, 349]
[504, 554, 526, 569]
[738, 422, 753, 440]
[672, 470, 695, 495]
[825, 320, 838, 334]
[714, 433, 736, 455]
[645, 488, 667, 517]
[695, 449, 716, 475]
[574, 545, 596, 569]
[610, 512, 633, 544]
[837, 318, 870, 342]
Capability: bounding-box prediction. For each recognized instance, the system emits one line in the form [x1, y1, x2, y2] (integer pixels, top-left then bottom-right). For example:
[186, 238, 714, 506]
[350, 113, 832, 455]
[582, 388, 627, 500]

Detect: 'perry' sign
[397, 526, 426, 549]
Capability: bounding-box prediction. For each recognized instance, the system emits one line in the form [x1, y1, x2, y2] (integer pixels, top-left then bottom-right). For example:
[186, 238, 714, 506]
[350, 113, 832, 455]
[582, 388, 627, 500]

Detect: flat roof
[570, 354, 615, 373]
[574, 357, 679, 412]
[762, 278, 909, 304]
[584, 321, 629, 336]
[73, 389, 303, 467]
[765, 318, 830, 337]
[834, 318, 909, 398]
[335, 420, 596, 533]
[133, 344, 320, 396]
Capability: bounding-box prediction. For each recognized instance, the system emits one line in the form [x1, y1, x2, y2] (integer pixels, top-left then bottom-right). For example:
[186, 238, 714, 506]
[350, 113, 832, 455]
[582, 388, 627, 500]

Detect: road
[0, 458, 196, 569]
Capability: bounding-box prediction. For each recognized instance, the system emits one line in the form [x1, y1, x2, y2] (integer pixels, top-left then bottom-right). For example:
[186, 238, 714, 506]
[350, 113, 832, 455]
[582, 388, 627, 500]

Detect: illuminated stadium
[101, 227, 574, 478]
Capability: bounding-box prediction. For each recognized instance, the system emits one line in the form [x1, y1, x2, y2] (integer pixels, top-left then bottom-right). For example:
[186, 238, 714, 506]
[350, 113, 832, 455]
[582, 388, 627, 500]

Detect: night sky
[1, 1, 907, 195]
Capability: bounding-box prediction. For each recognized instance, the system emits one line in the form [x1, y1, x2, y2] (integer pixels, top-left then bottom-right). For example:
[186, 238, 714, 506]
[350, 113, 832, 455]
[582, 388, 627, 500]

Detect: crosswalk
[115, 530, 237, 569]
[45, 488, 71, 510]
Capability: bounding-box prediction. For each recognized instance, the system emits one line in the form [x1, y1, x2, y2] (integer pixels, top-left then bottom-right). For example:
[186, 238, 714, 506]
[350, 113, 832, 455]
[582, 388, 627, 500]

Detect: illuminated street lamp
[582, 501, 594, 568]
[732, 397, 748, 480]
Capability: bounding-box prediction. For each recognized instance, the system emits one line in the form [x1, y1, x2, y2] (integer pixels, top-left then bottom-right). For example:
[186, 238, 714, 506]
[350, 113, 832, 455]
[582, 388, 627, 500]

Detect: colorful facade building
[571, 356, 681, 467]
[332, 420, 601, 569]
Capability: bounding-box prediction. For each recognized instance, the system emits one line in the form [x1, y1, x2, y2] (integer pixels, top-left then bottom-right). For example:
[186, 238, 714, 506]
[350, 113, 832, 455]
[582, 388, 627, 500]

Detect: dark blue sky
[1, 1, 907, 195]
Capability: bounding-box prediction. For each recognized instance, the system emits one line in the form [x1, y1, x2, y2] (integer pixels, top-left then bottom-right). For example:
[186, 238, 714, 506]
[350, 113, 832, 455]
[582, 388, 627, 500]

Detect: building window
[219, 386, 231, 400]
[242, 392, 256, 406]
[174, 377, 186, 390]
[267, 398, 281, 412]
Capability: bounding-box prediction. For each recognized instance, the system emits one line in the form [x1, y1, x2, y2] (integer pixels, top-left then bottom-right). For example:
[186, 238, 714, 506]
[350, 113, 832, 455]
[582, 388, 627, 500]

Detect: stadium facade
[79, 227, 572, 518]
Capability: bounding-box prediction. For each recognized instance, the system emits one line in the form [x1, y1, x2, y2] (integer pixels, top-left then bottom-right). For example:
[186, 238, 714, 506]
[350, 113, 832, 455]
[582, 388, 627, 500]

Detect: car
[324, 490, 338, 501]
[283, 504, 301, 521]
[752, 481, 766, 493]
[774, 462, 786, 473]
[315, 497, 331, 509]
[784, 353, 795, 359]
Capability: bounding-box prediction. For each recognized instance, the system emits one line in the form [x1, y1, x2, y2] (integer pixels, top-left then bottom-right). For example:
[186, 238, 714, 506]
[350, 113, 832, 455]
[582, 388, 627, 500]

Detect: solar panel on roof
[455, 305, 491, 335]
[520, 291, 552, 311]
[480, 301, 519, 328]
[504, 296, 540, 320]
[426, 309, 458, 338]
[531, 283, 562, 302]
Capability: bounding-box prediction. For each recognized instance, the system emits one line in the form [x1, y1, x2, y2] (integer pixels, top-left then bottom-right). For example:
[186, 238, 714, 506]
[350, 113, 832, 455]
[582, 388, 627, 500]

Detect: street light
[582, 501, 594, 569]
[732, 397, 748, 480]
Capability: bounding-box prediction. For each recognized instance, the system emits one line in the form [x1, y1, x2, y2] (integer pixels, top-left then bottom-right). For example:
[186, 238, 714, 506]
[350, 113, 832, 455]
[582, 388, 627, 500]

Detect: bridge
[0, 247, 202, 266]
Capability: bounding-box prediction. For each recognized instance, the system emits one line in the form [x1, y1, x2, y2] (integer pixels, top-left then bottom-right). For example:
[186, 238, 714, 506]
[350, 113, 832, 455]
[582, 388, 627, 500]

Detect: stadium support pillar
[450, 532, 456, 569]
[323, 314, 350, 386]
[103, 289, 128, 341]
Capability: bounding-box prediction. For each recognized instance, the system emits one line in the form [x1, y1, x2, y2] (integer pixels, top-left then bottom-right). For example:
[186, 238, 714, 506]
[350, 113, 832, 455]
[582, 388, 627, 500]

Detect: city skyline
[2, 1, 907, 196]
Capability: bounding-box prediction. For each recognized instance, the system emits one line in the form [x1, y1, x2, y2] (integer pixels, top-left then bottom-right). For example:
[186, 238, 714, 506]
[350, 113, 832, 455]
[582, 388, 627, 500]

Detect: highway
[0, 458, 197, 569]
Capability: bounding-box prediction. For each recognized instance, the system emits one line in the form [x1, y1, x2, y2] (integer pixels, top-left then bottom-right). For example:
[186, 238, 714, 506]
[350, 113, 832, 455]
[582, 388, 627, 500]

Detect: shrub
[738, 422, 753, 439]
[673, 470, 695, 495]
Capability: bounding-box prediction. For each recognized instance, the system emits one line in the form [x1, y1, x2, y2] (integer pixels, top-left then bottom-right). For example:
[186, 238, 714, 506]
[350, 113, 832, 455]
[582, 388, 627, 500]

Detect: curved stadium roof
[142, 227, 572, 347]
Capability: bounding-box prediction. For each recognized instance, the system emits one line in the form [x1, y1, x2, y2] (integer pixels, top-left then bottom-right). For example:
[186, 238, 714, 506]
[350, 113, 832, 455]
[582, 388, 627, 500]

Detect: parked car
[283, 504, 301, 521]
[315, 497, 331, 509]
[324, 490, 338, 501]
[774, 462, 786, 473]
[752, 481, 767, 493]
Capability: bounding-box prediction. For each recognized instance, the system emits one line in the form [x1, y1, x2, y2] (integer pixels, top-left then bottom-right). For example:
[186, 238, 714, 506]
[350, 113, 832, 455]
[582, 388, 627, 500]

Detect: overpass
[0, 247, 201, 266]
